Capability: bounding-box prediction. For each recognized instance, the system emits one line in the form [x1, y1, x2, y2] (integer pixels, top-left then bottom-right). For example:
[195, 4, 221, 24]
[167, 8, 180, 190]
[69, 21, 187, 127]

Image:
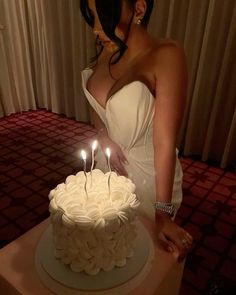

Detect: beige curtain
[0, 0, 36, 115]
[149, 0, 236, 168]
[26, 0, 95, 121]
[0, 0, 235, 168]
[0, 0, 94, 121]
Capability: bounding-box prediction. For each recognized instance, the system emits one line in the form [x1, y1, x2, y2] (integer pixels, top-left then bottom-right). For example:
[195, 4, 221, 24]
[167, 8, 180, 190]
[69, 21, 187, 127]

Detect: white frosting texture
[49, 169, 140, 275]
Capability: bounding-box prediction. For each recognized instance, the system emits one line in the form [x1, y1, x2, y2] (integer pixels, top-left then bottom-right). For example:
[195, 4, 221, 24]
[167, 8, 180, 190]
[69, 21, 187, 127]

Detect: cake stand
[35, 221, 154, 295]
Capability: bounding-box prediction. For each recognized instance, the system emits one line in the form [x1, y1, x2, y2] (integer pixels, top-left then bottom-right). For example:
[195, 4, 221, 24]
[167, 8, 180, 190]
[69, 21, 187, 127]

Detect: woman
[80, 0, 193, 258]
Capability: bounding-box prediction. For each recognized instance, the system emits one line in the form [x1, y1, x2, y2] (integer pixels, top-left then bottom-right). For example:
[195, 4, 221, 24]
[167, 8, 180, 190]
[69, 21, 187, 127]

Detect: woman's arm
[153, 44, 187, 204]
[152, 44, 192, 256]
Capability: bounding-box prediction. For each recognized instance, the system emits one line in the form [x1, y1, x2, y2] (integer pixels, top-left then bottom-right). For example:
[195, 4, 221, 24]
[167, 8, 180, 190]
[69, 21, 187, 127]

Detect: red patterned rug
[0, 109, 235, 295]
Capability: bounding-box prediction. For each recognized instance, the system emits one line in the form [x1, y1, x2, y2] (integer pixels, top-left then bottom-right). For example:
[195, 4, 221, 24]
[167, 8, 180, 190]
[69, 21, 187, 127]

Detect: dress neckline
[81, 68, 153, 111]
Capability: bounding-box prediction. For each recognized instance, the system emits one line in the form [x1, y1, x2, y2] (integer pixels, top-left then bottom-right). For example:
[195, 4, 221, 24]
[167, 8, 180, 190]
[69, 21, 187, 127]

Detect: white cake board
[35, 221, 154, 295]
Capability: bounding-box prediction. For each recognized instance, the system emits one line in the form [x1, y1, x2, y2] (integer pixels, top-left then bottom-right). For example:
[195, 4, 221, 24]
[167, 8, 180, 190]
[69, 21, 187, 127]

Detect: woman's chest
[86, 60, 156, 109]
[86, 66, 115, 108]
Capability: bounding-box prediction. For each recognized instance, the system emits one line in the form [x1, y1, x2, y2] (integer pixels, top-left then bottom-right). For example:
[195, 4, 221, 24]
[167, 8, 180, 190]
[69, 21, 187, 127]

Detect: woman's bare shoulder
[148, 38, 186, 63]
[136, 38, 186, 82]
[144, 38, 186, 77]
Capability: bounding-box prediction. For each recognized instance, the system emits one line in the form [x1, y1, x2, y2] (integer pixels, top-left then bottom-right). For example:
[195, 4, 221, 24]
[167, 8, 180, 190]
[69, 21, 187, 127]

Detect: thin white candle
[91, 140, 98, 171]
[105, 147, 112, 202]
[90, 140, 98, 187]
[105, 147, 111, 172]
[81, 150, 88, 198]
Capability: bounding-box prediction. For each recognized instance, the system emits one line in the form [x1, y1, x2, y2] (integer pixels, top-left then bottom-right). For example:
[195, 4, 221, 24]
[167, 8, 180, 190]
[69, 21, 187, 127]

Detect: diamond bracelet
[154, 201, 175, 216]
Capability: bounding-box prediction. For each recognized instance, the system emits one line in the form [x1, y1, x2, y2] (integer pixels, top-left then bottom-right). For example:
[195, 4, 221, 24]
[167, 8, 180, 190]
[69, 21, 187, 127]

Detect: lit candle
[81, 150, 88, 198]
[105, 148, 112, 202]
[105, 147, 111, 172]
[91, 140, 98, 171]
[90, 140, 98, 187]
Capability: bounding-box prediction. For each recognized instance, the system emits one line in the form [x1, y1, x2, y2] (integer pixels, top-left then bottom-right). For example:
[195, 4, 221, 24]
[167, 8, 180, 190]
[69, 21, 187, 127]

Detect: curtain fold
[0, 0, 94, 121]
[149, 0, 236, 168]
[0, 0, 36, 115]
[25, 0, 94, 121]
[202, 2, 236, 165]
[0, 0, 235, 168]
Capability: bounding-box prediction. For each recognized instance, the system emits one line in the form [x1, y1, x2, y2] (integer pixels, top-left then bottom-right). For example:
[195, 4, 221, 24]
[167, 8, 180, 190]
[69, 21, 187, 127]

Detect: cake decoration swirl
[49, 168, 140, 275]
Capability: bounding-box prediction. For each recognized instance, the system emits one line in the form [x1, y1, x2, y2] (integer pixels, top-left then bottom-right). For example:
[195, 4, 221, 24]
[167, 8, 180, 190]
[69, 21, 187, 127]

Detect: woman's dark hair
[80, 0, 154, 66]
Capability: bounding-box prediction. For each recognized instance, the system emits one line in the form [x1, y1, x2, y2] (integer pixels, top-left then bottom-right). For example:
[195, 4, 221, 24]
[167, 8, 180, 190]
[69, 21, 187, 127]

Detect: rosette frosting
[49, 169, 140, 275]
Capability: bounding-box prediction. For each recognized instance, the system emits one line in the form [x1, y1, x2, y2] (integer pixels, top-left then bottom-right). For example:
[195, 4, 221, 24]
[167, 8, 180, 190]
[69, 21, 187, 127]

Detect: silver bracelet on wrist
[154, 201, 175, 216]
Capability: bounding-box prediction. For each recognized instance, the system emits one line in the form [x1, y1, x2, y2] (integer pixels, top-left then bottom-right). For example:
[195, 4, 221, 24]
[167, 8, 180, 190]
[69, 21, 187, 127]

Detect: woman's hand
[155, 211, 193, 260]
[99, 134, 128, 176]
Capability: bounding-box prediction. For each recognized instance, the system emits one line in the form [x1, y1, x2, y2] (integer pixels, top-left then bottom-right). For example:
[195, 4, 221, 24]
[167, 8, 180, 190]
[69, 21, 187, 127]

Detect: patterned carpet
[0, 109, 235, 295]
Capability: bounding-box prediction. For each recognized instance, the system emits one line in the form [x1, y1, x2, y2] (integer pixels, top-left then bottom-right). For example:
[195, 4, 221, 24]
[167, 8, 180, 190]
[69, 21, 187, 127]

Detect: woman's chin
[103, 43, 118, 53]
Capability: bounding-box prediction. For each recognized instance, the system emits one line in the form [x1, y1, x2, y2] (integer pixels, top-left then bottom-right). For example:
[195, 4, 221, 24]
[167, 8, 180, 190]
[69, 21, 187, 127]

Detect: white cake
[48, 169, 140, 275]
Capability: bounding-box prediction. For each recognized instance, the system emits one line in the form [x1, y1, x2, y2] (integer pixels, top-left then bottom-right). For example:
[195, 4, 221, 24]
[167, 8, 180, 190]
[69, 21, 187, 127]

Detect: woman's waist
[119, 139, 154, 162]
[121, 142, 180, 161]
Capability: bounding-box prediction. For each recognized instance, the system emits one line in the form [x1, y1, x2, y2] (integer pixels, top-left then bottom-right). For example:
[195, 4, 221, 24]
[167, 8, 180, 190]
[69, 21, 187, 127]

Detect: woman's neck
[121, 25, 154, 63]
[101, 26, 155, 77]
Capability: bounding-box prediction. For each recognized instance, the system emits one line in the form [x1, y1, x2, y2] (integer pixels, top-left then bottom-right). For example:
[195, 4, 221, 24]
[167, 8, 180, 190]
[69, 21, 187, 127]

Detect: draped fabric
[0, 0, 36, 115]
[0, 0, 94, 121]
[0, 0, 235, 168]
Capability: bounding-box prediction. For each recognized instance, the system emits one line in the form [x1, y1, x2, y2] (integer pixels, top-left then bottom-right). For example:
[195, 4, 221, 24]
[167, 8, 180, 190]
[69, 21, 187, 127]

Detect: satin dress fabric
[81, 68, 183, 221]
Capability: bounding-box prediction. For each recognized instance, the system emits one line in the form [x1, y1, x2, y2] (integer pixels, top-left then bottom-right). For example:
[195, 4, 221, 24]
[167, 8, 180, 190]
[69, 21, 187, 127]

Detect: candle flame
[105, 147, 111, 158]
[92, 140, 98, 151]
[81, 150, 87, 160]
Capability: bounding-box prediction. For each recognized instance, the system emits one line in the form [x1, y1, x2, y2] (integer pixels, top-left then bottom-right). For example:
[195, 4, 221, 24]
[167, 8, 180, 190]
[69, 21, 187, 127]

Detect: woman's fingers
[179, 229, 193, 248]
[112, 160, 128, 176]
[157, 216, 193, 259]
[118, 151, 128, 165]
[172, 230, 193, 259]
[174, 233, 192, 251]
[157, 232, 178, 254]
[160, 232, 179, 256]
[100, 136, 128, 173]
[110, 149, 128, 176]
[185, 231, 194, 241]
[118, 165, 128, 176]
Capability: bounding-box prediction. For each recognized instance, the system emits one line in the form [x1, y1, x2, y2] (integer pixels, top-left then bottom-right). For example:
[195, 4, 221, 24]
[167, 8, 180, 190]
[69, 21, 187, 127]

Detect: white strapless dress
[81, 68, 183, 221]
